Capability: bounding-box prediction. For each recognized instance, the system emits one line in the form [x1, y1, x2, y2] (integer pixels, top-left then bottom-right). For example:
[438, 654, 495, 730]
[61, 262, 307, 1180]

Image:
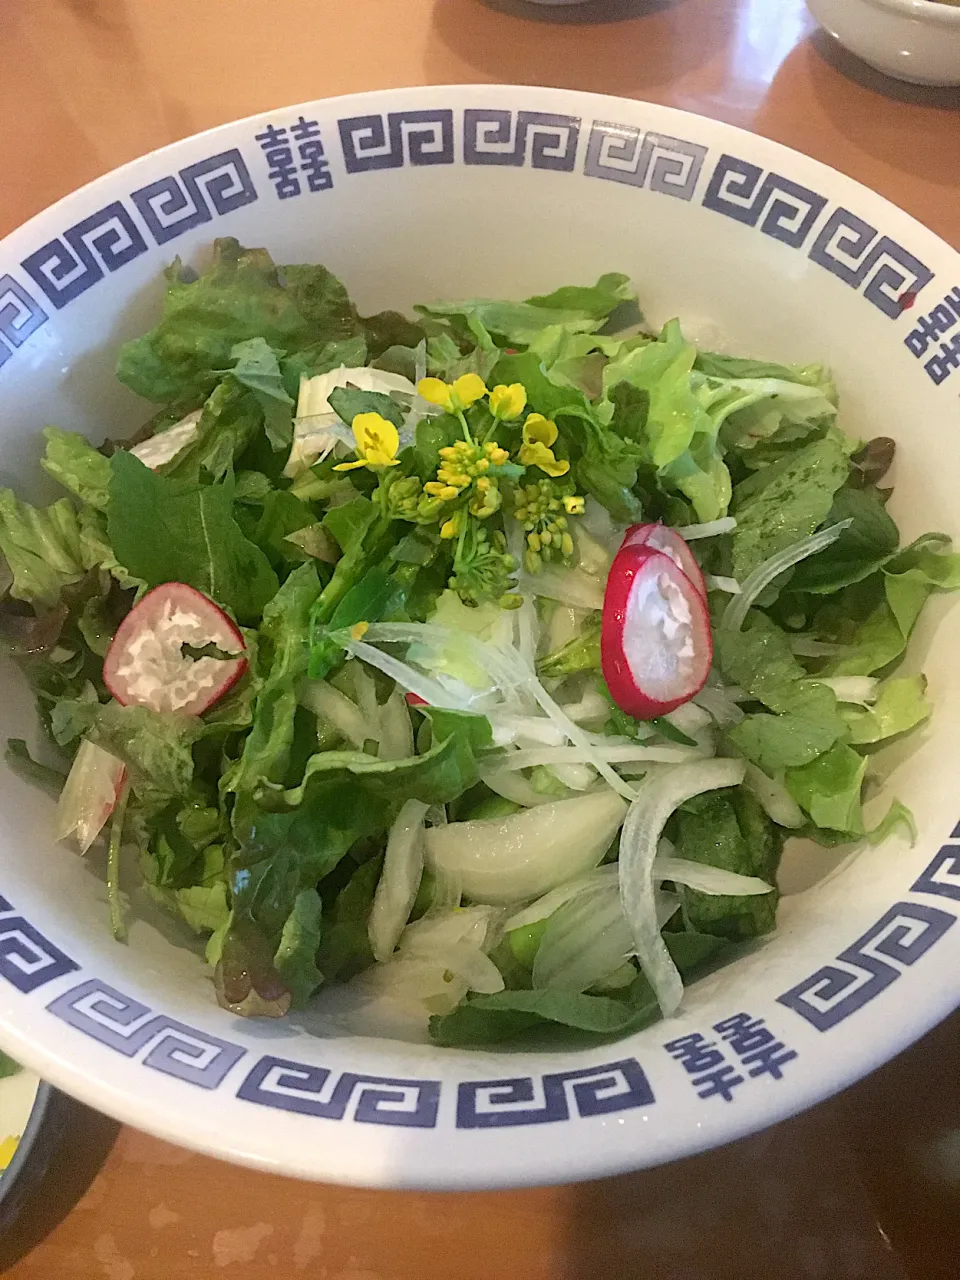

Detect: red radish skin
[622, 523, 708, 599]
[602, 545, 712, 720]
[405, 692, 428, 707]
[104, 583, 247, 717]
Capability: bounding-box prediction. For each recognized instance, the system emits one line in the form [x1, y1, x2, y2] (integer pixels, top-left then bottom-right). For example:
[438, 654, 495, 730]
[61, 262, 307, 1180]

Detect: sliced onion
[675, 516, 737, 540]
[693, 685, 745, 727]
[129, 410, 202, 470]
[815, 676, 879, 706]
[619, 758, 746, 1016]
[532, 882, 634, 992]
[551, 763, 596, 791]
[368, 800, 428, 961]
[663, 701, 714, 735]
[377, 687, 414, 760]
[743, 762, 805, 828]
[424, 789, 628, 904]
[721, 521, 853, 632]
[652, 854, 772, 896]
[300, 680, 368, 748]
[481, 768, 556, 808]
[706, 575, 741, 594]
[559, 689, 613, 724]
[488, 714, 567, 748]
[503, 865, 620, 931]
[56, 739, 125, 854]
[495, 742, 707, 771]
[529, 566, 606, 612]
[340, 635, 488, 712]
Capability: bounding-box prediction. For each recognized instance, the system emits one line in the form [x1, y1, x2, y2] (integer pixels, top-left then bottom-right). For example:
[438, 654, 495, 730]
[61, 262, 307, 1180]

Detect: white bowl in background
[0, 85, 958, 1189]
[807, 0, 960, 85]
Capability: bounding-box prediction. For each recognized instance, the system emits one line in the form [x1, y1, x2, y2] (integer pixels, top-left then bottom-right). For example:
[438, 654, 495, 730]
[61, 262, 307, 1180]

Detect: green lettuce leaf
[85, 702, 201, 811]
[317, 856, 381, 982]
[429, 929, 731, 1046]
[785, 743, 867, 832]
[842, 675, 931, 746]
[107, 451, 279, 623]
[730, 433, 850, 579]
[41, 427, 112, 509]
[822, 535, 960, 676]
[273, 888, 324, 1007]
[526, 273, 636, 320]
[224, 338, 294, 450]
[116, 238, 365, 404]
[786, 487, 899, 595]
[0, 491, 84, 606]
[416, 289, 608, 348]
[728, 681, 847, 771]
[673, 789, 782, 939]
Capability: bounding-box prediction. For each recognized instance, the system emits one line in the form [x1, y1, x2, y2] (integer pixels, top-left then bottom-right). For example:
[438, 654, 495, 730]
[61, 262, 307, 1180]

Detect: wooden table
[0, 1, 958, 1276]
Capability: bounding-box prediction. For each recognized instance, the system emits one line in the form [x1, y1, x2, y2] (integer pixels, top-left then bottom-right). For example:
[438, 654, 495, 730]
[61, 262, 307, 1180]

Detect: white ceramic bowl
[0, 85, 958, 1190]
[807, 0, 960, 86]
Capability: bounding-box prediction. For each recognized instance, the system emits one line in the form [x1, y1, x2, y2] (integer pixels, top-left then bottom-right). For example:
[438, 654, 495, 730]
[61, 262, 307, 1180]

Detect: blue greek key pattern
[338, 110, 454, 173]
[912, 841, 960, 902]
[464, 109, 580, 171]
[584, 122, 706, 200]
[22, 202, 148, 309]
[777, 900, 955, 1031]
[237, 1055, 440, 1128]
[0, 275, 47, 371]
[47, 978, 245, 1089]
[702, 154, 827, 248]
[130, 149, 257, 245]
[0, 908, 79, 993]
[456, 1059, 653, 1129]
[808, 207, 934, 319]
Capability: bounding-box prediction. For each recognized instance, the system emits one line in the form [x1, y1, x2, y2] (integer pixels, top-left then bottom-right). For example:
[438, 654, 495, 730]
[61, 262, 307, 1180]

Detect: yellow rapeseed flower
[489, 383, 527, 421]
[333, 412, 401, 472]
[417, 374, 488, 413]
[562, 494, 585, 515]
[519, 413, 569, 477]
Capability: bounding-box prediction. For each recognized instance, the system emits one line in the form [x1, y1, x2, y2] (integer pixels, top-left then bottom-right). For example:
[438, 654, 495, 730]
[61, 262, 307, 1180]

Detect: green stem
[312, 516, 394, 625]
[107, 784, 130, 943]
[456, 408, 474, 445]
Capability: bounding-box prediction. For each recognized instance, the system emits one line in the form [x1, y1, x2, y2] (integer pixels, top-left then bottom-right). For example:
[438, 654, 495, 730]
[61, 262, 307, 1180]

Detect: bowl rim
[0, 82, 958, 1188]
[818, 0, 960, 25]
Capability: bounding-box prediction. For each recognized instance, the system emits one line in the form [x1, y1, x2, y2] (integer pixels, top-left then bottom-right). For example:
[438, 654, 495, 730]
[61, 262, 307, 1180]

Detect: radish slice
[602, 546, 712, 720]
[56, 739, 126, 853]
[103, 583, 246, 716]
[622, 523, 707, 599]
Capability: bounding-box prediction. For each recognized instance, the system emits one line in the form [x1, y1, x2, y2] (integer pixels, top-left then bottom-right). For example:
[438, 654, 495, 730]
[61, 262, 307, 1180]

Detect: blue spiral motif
[584, 122, 706, 201]
[0, 275, 48, 370]
[338, 111, 454, 173]
[777, 901, 955, 1031]
[47, 978, 245, 1089]
[912, 843, 960, 902]
[131, 149, 257, 245]
[809, 208, 934, 318]
[0, 915, 79, 994]
[464, 110, 580, 171]
[21, 202, 147, 309]
[237, 1055, 441, 1128]
[457, 1058, 654, 1129]
[702, 154, 826, 248]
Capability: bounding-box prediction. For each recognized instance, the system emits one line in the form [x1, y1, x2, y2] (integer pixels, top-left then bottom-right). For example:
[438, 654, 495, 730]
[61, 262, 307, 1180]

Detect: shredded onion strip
[722, 521, 853, 632]
[618, 758, 746, 1016]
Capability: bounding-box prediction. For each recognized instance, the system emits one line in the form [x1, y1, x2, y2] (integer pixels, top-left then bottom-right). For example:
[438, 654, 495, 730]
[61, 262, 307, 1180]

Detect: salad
[1, 237, 957, 1047]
